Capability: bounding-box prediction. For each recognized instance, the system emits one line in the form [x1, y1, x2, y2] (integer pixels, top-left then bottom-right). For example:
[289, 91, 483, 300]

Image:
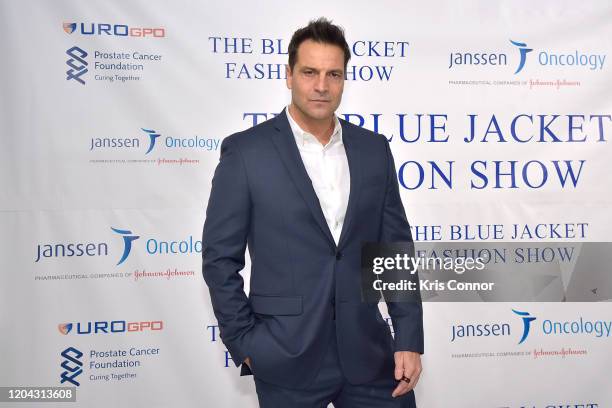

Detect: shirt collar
[286, 105, 342, 147]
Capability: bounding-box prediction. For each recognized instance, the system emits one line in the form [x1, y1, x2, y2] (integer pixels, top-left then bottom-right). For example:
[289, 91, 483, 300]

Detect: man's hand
[244, 357, 252, 370]
[392, 351, 422, 398]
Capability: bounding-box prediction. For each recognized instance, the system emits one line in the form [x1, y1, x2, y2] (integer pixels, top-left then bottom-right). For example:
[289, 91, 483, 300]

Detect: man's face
[286, 39, 345, 124]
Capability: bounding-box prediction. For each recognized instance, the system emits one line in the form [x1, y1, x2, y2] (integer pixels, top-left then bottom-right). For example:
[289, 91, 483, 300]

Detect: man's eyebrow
[300, 66, 344, 73]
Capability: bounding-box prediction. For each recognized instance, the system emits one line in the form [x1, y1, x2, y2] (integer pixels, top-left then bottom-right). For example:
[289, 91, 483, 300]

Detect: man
[203, 18, 423, 407]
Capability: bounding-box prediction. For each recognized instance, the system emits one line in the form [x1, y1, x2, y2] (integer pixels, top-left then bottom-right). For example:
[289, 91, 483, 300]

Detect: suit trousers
[253, 323, 417, 408]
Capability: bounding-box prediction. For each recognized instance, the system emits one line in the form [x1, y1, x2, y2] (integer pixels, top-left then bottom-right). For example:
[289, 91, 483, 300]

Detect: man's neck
[288, 104, 335, 146]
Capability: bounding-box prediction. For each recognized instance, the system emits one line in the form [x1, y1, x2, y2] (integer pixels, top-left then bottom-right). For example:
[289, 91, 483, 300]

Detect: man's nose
[314, 73, 328, 93]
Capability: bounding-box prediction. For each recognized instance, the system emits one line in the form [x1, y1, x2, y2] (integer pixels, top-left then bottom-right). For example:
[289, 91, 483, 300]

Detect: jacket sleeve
[202, 135, 254, 367]
[380, 137, 425, 354]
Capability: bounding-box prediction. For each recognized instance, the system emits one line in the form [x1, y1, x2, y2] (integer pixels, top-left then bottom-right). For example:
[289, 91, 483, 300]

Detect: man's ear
[285, 64, 292, 89]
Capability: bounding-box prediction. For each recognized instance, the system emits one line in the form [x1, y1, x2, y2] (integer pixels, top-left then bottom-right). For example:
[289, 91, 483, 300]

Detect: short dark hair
[288, 17, 351, 71]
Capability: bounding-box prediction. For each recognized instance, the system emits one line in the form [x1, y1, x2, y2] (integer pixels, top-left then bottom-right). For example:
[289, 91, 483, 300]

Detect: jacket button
[335, 251, 343, 260]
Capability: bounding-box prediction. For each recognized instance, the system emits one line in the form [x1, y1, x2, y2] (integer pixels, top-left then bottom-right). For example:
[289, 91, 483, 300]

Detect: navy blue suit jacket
[202, 109, 423, 389]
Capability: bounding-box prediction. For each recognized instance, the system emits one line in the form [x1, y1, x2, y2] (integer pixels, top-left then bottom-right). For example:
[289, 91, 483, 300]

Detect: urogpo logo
[58, 323, 72, 335]
[60, 347, 83, 386]
[62, 22, 165, 38]
[63, 23, 76, 34]
[58, 320, 163, 335]
[66, 46, 88, 85]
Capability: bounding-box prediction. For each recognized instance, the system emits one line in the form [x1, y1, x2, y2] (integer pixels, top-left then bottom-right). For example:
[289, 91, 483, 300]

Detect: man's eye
[303, 70, 314, 76]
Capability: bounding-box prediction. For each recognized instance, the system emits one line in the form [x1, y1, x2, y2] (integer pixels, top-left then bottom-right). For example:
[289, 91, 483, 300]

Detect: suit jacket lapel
[270, 110, 336, 248]
[337, 120, 362, 251]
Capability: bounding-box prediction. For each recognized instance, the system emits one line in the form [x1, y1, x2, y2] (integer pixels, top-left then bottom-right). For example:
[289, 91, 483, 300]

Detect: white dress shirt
[286, 107, 351, 245]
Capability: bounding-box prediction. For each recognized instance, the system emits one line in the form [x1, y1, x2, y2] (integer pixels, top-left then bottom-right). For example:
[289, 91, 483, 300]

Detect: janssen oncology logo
[449, 309, 534, 343]
[448, 38, 606, 73]
[112, 227, 139, 265]
[34, 226, 202, 265]
[512, 309, 536, 344]
[509, 40, 532, 74]
[450, 309, 612, 343]
[88, 128, 220, 154]
[35, 227, 138, 265]
[58, 320, 163, 335]
[66, 46, 88, 85]
[62, 22, 165, 38]
[142, 128, 161, 154]
[60, 347, 83, 386]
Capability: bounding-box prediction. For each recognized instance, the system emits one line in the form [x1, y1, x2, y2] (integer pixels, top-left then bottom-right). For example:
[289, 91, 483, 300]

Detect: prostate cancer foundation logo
[66, 46, 88, 85]
[60, 347, 83, 386]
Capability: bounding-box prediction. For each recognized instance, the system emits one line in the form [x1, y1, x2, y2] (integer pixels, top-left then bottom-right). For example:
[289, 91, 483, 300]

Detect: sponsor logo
[35, 226, 137, 265]
[35, 240, 109, 263]
[58, 320, 163, 335]
[60, 347, 83, 386]
[63, 23, 76, 34]
[448, 39, 606, 76]
[63, 35, 165, 86]
[451, 309, 611, 344]
[509, 40, 532, 74]
[62, 22, 165, 38]
[35, 227, 203, 264]
[542, 317, 612, 338]
[142, 128, 161, 154]
[88, 128, 220, 155]
[112, 228, 140, 266]
[451, 321, 511, 342]
[66, 46, 88, 85]
[58, 323, 72, 335]
[512, 309, 536, 344]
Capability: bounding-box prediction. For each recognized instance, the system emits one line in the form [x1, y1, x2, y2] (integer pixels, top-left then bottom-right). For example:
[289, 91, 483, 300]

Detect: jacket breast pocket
[249, 295, 303, 316]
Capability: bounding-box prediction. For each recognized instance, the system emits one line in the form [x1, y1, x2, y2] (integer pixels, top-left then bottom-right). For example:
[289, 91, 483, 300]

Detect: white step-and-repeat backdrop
[1, 1, 611, 407]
